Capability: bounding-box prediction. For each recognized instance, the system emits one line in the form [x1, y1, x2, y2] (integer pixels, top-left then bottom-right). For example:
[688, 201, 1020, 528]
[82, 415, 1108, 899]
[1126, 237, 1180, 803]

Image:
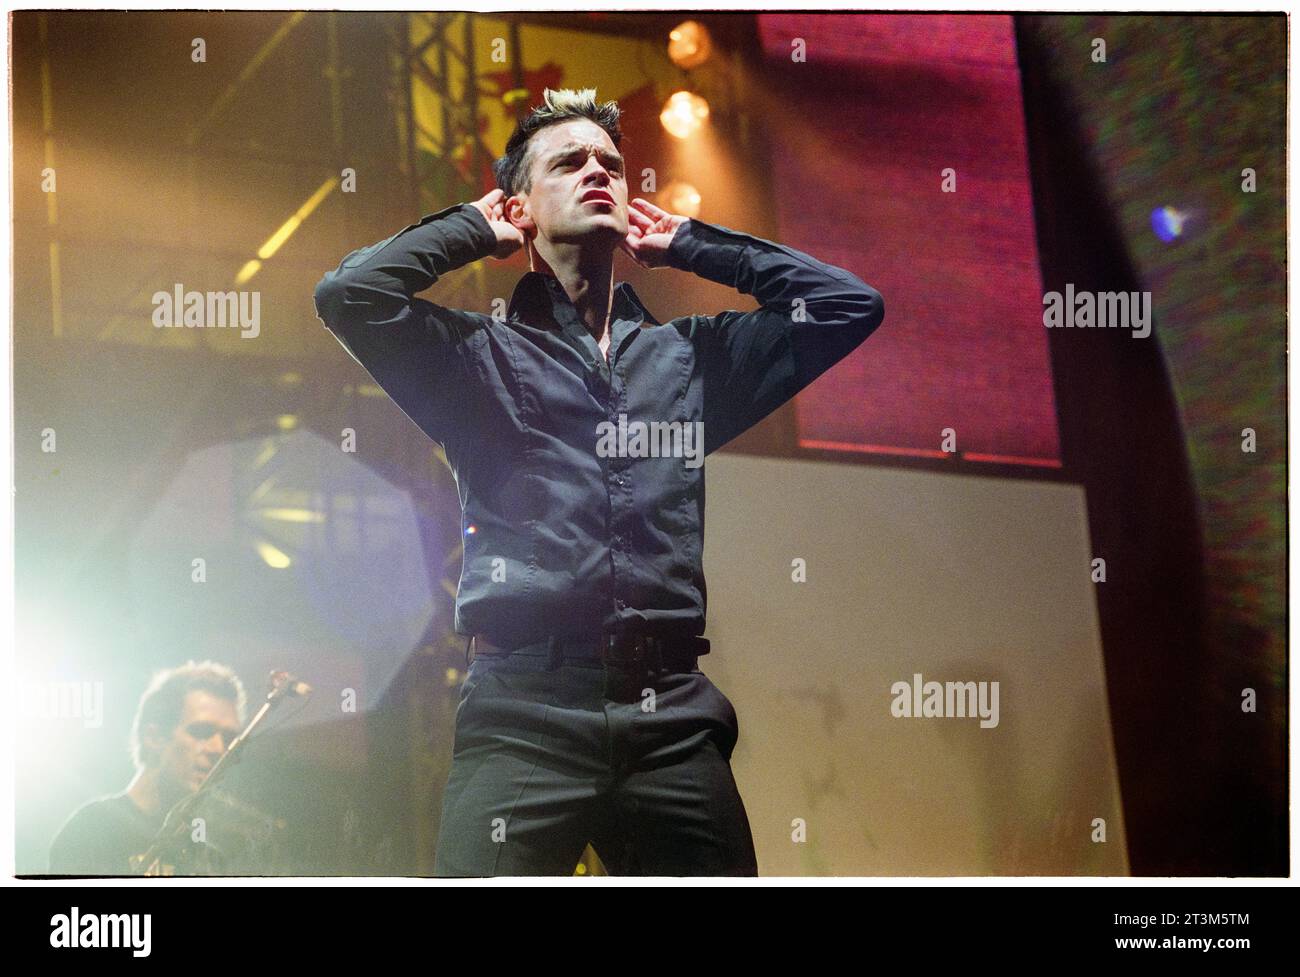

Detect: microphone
[268, 670, 313, 700]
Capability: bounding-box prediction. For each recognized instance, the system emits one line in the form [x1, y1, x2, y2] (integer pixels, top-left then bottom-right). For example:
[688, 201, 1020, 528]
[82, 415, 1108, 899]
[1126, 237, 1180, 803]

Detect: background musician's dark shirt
[48, 790, 279, 875]
[48, 793, 162, 875]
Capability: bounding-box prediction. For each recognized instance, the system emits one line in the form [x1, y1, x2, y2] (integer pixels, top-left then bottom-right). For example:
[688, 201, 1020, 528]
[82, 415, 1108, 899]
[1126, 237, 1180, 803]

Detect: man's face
[155, 690, 240, 796]
[508, 118, 628, 249]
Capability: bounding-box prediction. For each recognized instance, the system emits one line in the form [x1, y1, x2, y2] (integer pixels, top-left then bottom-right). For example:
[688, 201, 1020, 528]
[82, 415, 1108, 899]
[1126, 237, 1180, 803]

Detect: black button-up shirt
[313, 202, 884, 644]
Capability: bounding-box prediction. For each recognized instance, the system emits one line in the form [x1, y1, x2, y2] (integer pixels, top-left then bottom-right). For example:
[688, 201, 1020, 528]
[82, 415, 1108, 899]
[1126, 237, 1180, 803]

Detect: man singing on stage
[313, 88, 884, 876]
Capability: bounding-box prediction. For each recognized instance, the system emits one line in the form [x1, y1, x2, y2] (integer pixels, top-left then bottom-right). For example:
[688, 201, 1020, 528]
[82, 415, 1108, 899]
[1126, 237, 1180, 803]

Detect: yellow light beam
[236, 175, 339, 285]
[256, 508, 325, 524]
[186, 11, 308, 148]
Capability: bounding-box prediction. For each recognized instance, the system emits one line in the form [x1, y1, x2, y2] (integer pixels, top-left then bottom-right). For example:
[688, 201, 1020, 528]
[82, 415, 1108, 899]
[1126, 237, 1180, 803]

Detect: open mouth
[581, 190, 615, 206]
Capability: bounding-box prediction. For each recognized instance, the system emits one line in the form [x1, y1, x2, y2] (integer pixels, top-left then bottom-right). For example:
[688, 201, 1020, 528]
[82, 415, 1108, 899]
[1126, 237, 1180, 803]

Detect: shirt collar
[505, 272, 660, 330]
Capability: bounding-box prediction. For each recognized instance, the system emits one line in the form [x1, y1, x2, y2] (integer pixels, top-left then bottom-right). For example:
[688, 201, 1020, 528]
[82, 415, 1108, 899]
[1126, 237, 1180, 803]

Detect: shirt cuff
[664, 217, 752, 287]
[458, 202, 499, 255]
[665, 218, 700, 271]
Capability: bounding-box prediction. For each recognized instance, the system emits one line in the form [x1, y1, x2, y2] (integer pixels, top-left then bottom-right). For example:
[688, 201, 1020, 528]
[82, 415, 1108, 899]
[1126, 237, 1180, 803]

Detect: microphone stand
[134, 671, 310, 876]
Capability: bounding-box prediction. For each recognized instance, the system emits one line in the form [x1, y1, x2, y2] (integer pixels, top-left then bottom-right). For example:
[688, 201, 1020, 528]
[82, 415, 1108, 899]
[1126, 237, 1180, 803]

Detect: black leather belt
[467, 632, 709, 671]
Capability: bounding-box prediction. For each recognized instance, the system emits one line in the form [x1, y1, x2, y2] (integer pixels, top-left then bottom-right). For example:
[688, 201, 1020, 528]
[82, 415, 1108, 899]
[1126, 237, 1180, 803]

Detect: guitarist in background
[48, 660, 277, 875]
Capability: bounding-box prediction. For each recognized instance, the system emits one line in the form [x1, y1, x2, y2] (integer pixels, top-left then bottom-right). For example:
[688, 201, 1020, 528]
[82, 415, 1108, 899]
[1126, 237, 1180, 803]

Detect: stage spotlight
[660, 91, 710, 140]
[660, 180, 702, 218]
[1151, 205, 1190, 243]
[668, 21, 713, 69]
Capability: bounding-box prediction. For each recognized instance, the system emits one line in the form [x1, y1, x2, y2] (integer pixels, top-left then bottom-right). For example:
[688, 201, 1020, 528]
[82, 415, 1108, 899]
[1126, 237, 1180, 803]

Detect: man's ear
[506, 194, 535, 238]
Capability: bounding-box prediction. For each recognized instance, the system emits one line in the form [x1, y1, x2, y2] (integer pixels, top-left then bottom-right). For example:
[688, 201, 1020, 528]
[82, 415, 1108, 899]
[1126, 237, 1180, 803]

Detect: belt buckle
[603, 634, 665, 671]
[603, 633, 653, 666]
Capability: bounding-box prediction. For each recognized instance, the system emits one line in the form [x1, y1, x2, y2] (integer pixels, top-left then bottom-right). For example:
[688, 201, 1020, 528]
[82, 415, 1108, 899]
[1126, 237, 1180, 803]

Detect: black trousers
[432, 647, 758, 877]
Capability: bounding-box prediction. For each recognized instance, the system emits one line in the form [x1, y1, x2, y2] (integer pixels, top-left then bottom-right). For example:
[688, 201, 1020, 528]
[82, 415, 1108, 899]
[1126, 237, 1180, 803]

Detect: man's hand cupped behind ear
[620, 198, 688, 269]
[471, 188, 528, 259]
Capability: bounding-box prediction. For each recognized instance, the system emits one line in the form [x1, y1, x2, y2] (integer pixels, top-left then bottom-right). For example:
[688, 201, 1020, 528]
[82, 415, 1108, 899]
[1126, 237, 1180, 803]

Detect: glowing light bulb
[661, 180, 702, 218]
[660, 91, 710, 140]
[668, 21, 713, 69]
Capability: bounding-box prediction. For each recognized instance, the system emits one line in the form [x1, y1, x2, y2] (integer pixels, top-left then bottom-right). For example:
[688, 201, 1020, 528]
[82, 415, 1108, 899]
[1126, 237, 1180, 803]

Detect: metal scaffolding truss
[404, 13, 496, 213]
[396, 11, 521, 330]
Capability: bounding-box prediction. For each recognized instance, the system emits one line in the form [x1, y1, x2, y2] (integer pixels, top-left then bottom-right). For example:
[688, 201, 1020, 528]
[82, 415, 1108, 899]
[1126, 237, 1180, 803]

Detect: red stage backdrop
[756, 13, 1060, 467]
